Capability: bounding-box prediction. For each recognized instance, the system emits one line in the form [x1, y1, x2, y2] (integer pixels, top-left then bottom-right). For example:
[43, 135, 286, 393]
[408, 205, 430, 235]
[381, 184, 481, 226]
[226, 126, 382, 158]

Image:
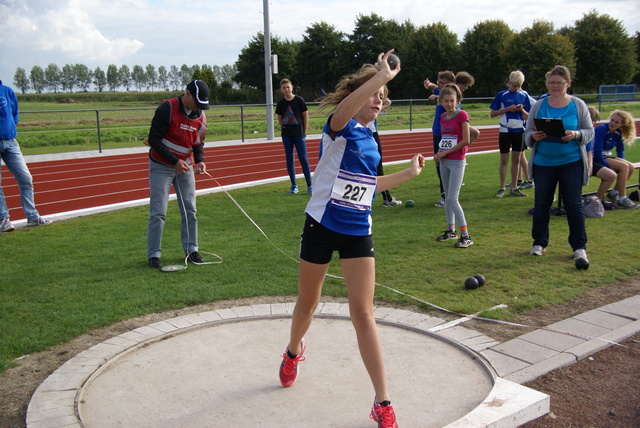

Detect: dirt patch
[1, 280, 639, 428]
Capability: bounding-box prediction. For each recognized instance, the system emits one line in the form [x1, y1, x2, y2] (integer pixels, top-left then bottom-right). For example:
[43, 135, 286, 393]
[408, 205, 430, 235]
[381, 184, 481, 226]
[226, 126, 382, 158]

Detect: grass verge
[0, 146, 639, 374]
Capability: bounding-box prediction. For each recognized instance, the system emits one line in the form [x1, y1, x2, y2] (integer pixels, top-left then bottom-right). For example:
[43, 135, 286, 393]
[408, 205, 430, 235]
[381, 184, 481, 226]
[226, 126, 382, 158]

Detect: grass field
[1, 143, 639, 374]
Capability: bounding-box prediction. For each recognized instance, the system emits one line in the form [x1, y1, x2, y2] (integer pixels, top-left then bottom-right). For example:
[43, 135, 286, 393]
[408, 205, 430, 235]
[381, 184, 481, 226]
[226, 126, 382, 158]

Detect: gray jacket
[524, 96, 594, 186]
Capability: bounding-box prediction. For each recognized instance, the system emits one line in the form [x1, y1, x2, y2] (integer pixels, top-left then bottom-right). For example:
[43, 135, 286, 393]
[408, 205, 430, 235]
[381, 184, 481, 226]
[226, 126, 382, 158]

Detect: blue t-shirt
[489, 89, 535, 133]
[533, 98, 581, 167]
[305, 118, 381, 236]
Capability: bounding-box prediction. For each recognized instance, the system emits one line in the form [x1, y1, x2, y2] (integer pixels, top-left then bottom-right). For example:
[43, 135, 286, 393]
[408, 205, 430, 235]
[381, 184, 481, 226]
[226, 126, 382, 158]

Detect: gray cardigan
[524, 96, 594, 186]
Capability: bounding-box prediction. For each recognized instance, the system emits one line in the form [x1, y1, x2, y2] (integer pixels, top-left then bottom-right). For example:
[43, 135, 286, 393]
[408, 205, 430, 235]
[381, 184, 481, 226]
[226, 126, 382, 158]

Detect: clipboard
[534, 118, 566, 143]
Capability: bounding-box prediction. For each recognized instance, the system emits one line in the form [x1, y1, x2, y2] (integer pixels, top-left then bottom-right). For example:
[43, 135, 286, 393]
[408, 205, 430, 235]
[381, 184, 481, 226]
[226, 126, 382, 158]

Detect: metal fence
[17, 92, 639, 153]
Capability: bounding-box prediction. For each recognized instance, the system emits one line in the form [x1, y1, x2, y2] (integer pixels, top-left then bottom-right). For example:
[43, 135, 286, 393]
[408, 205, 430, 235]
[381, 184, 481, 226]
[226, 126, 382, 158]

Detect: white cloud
[0, 0, 143, 62]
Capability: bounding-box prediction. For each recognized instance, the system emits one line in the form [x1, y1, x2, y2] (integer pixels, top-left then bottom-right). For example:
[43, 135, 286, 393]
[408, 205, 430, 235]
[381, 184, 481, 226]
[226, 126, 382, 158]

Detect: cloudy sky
[1, 0, 638, 91]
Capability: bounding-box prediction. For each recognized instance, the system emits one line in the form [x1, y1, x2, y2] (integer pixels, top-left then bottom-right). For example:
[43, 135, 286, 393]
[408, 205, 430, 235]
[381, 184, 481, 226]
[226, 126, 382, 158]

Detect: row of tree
[12, 10, 640, 101]
[235, 10, 639, 99]
[13, 63, 237, 96]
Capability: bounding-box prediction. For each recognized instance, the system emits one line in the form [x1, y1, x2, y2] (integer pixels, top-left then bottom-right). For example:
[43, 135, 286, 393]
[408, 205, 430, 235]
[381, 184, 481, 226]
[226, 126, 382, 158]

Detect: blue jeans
[282, 136, 312, 186]
[0, 138, 40, 220]
[532, 160, 587, 251]
[147, 160, 198, 259]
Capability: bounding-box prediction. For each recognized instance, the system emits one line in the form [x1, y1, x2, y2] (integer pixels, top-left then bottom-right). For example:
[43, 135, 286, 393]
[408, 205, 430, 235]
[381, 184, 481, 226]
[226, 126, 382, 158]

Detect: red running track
[1, 127, 501, 221]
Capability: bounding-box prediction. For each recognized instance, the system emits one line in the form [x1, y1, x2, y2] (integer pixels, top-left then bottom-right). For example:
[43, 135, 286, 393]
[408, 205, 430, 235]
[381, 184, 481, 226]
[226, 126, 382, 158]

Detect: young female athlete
[434, 84, 474, 248]
[591, 109, 638, 209]
[278, 50, 425, 428]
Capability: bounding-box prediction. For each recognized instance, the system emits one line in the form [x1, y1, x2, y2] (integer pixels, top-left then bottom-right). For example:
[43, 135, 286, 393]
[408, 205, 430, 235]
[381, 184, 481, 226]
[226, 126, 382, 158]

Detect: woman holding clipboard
[524, 65, 594, 268]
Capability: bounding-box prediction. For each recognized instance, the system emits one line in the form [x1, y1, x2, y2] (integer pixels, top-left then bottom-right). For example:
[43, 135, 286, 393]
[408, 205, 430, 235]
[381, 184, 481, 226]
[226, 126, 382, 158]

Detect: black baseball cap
[186, 80, 210, 110]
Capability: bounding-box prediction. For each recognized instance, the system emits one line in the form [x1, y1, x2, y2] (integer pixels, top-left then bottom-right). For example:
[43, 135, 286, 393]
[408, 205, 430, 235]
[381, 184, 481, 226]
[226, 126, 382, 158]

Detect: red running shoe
[279, 338, 306, 387]
[370, 398, 398, 428]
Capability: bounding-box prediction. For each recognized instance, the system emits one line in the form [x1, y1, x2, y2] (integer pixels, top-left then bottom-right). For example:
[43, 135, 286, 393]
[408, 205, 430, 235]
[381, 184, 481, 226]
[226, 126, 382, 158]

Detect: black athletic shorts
[299, 214, 375, 264]
[591, 162, 605, 177]
[499, 132, 526, 154]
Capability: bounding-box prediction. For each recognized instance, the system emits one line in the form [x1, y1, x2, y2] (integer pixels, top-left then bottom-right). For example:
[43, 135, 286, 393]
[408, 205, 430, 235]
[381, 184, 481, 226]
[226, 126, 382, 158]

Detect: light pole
[263, 0, 274, 140]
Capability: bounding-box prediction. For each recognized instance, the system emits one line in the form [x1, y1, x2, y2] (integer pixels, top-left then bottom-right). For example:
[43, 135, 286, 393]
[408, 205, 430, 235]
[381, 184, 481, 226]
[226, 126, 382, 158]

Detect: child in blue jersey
[279, 50, 425, 428]
[490, 71, 536, 198]
[591, 109, 638, 209]
[585, 107, 616, 209]
[434, 84, 474, 248]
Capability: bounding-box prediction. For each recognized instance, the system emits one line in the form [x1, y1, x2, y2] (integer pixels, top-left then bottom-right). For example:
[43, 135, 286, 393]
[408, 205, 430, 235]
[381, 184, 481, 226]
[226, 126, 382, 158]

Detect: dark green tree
[343, 13, 415, 97]
[234, 33, 298, 91]
[504, 21, 575, 96]
[569, 10, 638, 93]
[193, 65, 217, 101]
[402, 22, 460, 98]
[633, 31, 640, 86]
[296, 22, 345, 99]
[13, 67, 30, 94]
[460, 20, 513, 96]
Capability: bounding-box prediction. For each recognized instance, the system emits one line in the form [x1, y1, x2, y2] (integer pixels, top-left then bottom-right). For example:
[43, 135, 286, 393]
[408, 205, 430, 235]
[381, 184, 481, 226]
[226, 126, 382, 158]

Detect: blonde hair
[610, 110, 636, 146]
[319, 64, 388, 111]
[587, 106, 600, 124]
[506, 70, 525, 85]
[438, 83, 462, 104]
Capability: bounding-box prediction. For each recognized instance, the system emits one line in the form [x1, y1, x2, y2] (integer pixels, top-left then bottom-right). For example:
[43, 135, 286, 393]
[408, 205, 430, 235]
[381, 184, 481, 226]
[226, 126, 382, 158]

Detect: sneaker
[519, 180, 534, 189]
[383, 197, 402, 207]
[530, 245, 545, 256]
[148, 257, 163, 268]
[573, 248, 590, 269]
[370, 399, 398, 428]
[0, 217, 15, 232]
[434, 199, 445, 207]
[188, 251, 204, 263]
[27, 217, 52, 227]
[436, 229, 457, 241]
[289, 185, 299, 194]
[454, 235, 474, 248]
[614, 197, 639, 209]
[509, 188, 528, 197]
[573, 248, 588, 260]
[279, 338, 306, 387]
[495, 188, 506, 199]
[606, 190, 619, 204]
[307, 185, 312, 196]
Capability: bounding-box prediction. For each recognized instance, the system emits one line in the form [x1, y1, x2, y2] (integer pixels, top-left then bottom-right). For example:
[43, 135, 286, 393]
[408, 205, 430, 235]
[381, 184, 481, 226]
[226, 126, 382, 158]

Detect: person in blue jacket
[0, 79, 51, 232]
[591, 109, 638, 209]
